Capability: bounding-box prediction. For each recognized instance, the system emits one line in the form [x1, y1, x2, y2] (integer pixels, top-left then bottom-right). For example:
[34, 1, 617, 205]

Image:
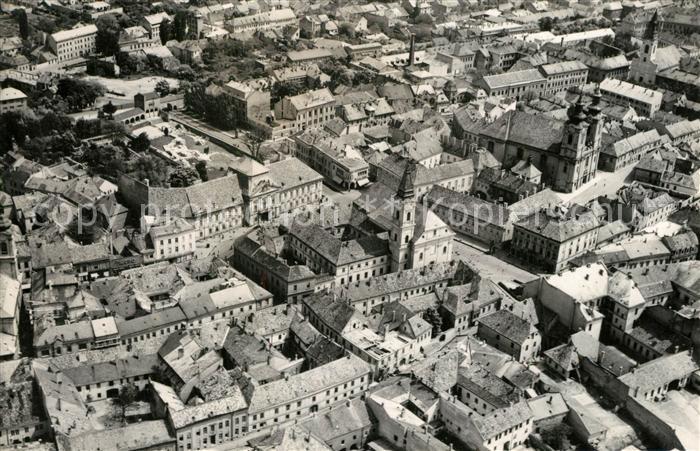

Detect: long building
[599, 78, 662, 118]
[228, 8, 297, 34]
[246, 354, 372, 432]
[47, 25, 97, 63]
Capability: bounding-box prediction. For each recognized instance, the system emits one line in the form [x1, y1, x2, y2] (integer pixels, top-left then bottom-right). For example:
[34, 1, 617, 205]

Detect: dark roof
[303, 292, 361, 333]
[477, 309, 535, 344]
[515, 206, 599, 241]
[480, 111, 565, 153]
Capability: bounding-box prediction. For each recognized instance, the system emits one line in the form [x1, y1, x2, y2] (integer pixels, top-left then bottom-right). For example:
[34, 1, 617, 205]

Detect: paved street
[322, 185, 362, 208]
[560, 165, 636, 205]
[452, 238, 537, 284]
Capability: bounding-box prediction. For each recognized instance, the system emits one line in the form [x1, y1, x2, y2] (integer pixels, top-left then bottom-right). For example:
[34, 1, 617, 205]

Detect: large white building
[599, 78, 662, 118]
[47, 25, 98, 62]
[228, 8, 297, 34]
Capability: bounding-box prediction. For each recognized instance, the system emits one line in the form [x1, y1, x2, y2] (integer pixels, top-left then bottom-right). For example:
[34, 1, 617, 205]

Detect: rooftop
[248, 354, 371, 413]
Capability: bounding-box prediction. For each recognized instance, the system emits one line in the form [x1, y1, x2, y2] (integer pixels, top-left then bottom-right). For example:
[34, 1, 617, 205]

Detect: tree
[195, 160, 208, 182]
[57, 78, 105, 112]
[338, 22, 356, 39]
[160, 18, 172, 44]
[155, 80, 170, 97]
[131, 132, 151, 153]
[541, 423, 574, 449]
[95, 14, 121, 56]
[168, 165, 199, 187]
[12, 9, 29, 40]
[247, 135, 265, 162]
[128, 154, 169, 186]
[424, 307, 443, 337]
[103, 101, 117, 117]
[116, 383, 139, 419]
[538, 16, 555, 31]
[67, 207, 101, 244]
[173, 10, 189, 41]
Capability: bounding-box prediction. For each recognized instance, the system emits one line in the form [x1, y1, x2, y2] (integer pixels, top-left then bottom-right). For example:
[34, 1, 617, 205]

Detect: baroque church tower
[389, 160, 417, 272]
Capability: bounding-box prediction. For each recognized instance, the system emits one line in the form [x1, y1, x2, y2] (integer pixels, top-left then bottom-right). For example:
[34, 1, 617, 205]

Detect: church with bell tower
[554, 90, 604, 193]
[630, 11, 661, 85]
[386, 159, 455, 272]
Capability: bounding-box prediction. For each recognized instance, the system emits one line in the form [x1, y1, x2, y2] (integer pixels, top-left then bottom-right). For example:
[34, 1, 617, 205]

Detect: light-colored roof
[0, 274, 20, 320]
[0, 87, 27, 102]
[481, 69, 546, 90]
[600, 78, 662, 106]
[248, 355, 371, 413]
[618, 350, 698, 393]
[288, 87, 335, 110]
[64, 420, 174, 451]
[50, 24, 98, 43]
[539, 60, 588, 75]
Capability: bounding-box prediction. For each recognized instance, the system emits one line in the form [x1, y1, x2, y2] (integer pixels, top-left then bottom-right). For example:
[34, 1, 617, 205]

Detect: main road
[452, 238, 538, 285]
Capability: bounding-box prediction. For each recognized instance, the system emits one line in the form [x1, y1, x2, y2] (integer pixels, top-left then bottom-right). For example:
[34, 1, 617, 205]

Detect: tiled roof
[618, 350, 698, 393]
[147, 176, 243, 218]
[515, 206, 599, 242]
[64, 420, 174, 451]
[480, 69, 546, 90]
[478, 309, 535, 344]
[247, 354, 371, 413]
[479, 111, 565, 153]
[338, 261, 464, 302]
[289, 222, 388, 267]
[303, 292, 363, 333]
[63, 354, 158, 387]
[299, 397, 372, 441]
[457, 364, 519, 408]
[472, 400, 533, 440]
[169, 387, 248, 428]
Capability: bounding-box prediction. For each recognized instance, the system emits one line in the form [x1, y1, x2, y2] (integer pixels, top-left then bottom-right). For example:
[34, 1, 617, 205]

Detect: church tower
[557, 96, 590, 192]
[390, 160, 417, 272]
[630, 11, 661, 84]
[641, 11, 660, 64]
[586, 86, 604, 151]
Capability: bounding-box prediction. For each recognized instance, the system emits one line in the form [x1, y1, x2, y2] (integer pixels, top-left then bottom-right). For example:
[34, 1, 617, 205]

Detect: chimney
[56, 372, 62, 385]
[408, 33, 416, 67]
[178, 347, 184, 359]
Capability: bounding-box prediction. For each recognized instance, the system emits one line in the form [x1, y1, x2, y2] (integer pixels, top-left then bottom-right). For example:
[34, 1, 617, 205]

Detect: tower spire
[397, 159, 417, 199]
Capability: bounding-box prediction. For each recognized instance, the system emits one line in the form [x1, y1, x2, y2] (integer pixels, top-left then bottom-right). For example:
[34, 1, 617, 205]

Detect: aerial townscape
[2, 0, 700, 449]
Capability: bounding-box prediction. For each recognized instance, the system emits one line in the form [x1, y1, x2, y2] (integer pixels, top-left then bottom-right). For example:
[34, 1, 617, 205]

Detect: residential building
[0, 87, 27, 113]
[476, 310, 541, 363]
[439, 397, 533, 451]
[221, 80, 272, 127]
[293, 129, 369, 189]
[118, 175, 244, 239]
[228, 8, 297, 34]
[287, 221, 390, 286]
[275, 88, 336, 136]
[539, 61, 589, 96]
[598, 129, 666, 171]
[599, 78, 663, 118]
[511, 205, 600, 272]
[477, 69, 546, 99]
[47, 25, 98, 63]
[246, 354, 371, 432]
[151, 381, 248, 450]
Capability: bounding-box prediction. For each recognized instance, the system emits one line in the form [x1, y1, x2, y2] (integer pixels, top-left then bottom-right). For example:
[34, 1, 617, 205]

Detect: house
[476, 310, 541, 363]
